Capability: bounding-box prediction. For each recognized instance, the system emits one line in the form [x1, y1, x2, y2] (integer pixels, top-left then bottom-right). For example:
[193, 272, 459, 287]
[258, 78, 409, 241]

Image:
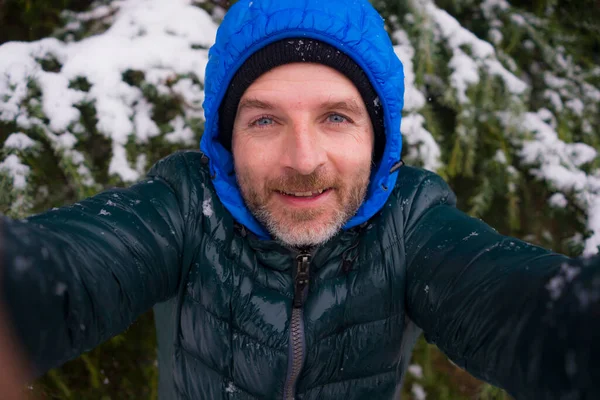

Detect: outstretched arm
[404, 172, 600, 399]
[0, 152, 193, 377]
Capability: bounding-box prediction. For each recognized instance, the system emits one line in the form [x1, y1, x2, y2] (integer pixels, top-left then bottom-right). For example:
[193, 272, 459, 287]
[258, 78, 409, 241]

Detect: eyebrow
[237, 98, 276, 112]
[321, 100, 365, 116]
[237, 97, 366, 116]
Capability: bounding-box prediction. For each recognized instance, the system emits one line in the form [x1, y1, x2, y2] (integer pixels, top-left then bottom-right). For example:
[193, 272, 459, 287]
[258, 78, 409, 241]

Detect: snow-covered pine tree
[0, 0, 597, 398]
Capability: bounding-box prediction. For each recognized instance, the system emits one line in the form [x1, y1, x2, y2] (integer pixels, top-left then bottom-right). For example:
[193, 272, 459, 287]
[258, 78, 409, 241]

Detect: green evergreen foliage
[0, 0, 598, 398]
[0, 0, 95, 44]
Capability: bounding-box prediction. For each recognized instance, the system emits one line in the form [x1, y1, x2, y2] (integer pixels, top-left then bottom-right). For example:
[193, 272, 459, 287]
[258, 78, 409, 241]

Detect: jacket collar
[241, 223, 363, 273]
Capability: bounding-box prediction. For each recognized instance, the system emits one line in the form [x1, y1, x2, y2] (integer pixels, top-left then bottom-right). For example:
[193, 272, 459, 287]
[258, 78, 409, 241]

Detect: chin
[250, 199, 353, 248]
[269, 216, 345, 248]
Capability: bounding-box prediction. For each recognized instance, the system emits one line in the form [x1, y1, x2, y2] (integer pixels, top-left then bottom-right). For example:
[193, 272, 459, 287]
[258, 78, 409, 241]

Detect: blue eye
[328, 114, 347, 123]
[254, 117, 274, 126]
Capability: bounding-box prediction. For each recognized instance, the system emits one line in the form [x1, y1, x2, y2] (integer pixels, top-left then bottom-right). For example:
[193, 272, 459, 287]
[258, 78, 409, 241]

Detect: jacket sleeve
[0, 152, 193, 377]
[403, 171, 600, 399]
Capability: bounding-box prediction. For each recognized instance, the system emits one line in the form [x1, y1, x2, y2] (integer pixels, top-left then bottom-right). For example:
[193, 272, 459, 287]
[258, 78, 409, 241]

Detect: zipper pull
[293, 254, 311, 308]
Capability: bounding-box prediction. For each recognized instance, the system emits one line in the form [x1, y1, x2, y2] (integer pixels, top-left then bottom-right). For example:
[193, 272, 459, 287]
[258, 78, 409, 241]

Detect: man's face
[232, 63, 374, 248]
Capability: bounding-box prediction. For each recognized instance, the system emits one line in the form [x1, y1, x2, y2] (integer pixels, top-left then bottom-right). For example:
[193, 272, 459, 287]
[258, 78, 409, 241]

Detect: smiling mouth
[277, 188, 331, 197]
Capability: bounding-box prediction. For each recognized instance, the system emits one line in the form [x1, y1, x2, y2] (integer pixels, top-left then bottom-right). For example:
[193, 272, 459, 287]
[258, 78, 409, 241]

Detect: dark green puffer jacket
[2, 150, 600, 399]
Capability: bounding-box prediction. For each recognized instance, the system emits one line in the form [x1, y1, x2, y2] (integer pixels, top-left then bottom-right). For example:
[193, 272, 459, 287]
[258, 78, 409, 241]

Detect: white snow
[0, 0, 218, 182]
[165, 115, 195, 144]
[583, 82, 600, 102]
[510, 14, 527, 26]
[418, 1, 527, 104]
[544, 72, 569, 89]
[460, 0, 600, 256]
[56, 132, 77, 150]
[40, 70, 85, 132]
[488, 29, 503, 45]
[517, 111, 596, 192]
[393, 30, 425, 112]
[546, 275, 564, 300]
[225, 381, 237, 393]
[481, 0, 510, 20]
[555, 52, 571, 72]
[136, 153, 148, 175]
[462, 231, 480, 241]
[449, 52, 480, 103]
[172, 77, 205, 119]
[426, 4, 494, 59]
[537, 108, 555, 126]
[202, 198, 213, 217]
[485, 59, 528, 94]
[111, 144, 139, 182]
[494, 150, 507, 164]
[546, 263, 581, 300]
[523, 40, 535, 50]
[0, 154, 31, 189]
[392, 27, 441, 172]
[565, 98, 584, 116]
[4, 132, 36, 150]
[401, 114, 442, 171]
[499, 109, 600, 254]
[544, 90, 563, 111]
[412, 383, 427, 400]
[67, 3, 117, 23]
[549, 193, 568, 208]
[581, 191, 600, 255]
[408, 364, 424, 379]
[133, 98, 160, 142]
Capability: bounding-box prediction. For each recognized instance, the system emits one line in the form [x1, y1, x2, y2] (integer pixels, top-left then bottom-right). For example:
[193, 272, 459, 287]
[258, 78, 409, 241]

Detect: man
[1, 0, 599, 399]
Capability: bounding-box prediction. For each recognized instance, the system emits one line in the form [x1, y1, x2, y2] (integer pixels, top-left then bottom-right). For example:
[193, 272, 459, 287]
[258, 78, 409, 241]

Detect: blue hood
[200, 0, 405, 240]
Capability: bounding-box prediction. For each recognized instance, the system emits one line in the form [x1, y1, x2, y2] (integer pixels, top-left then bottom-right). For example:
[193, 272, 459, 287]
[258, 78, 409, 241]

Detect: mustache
[267, 170, 338, 192]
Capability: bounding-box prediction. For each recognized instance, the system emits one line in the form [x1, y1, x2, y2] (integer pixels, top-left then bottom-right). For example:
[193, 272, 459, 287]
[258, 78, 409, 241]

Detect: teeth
[283, 189, 327, 197]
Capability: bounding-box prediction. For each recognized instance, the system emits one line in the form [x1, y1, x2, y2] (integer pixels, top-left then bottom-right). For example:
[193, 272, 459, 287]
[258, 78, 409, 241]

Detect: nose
[282, 120, 327, 175]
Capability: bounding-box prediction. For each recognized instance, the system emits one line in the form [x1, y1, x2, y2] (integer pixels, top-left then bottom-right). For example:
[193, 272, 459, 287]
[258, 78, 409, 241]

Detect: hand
[0, 222, 34, 400]
[0, 304, 33, 399]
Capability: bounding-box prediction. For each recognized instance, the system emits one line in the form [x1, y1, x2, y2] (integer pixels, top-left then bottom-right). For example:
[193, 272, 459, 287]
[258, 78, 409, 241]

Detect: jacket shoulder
[149, 150, 234, 238]
[146, 150, 218, 225]
[148, 149, 211, 183]
[387, 165, 457, 229]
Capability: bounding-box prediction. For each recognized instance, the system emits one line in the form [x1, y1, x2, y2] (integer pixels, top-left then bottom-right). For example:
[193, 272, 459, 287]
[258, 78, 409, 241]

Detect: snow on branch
[0, 0, 217, 184]
[392, 27, 442, 172]
[500, 109, 599, 254]
[415, 0, 527, 104]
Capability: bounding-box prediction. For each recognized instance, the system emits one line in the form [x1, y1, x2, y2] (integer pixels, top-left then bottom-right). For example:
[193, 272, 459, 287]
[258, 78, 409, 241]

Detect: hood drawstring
[390, 160, 404, 174]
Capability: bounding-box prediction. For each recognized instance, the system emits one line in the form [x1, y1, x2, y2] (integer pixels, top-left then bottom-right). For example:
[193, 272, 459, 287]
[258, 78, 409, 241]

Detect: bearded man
[1, 0, 599, 399]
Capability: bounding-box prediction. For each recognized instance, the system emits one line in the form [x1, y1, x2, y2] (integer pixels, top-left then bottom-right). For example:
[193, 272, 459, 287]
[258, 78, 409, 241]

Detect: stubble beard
[237, 167, 371, 249]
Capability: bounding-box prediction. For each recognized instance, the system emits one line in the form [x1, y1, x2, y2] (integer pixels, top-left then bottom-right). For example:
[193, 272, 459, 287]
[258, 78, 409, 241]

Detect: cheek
[233, 138, 275, 183]
[325, 123, 373, 152]
[328, 136, 373, 172]
[234, 133, 282, 168]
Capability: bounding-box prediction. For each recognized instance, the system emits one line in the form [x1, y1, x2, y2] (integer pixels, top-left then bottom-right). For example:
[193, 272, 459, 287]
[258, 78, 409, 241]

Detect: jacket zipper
[283, 253, 311, 400]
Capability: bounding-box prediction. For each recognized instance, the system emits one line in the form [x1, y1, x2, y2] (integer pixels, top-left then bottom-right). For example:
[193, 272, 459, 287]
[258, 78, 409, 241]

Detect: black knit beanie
[218, 38, 385, 160]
